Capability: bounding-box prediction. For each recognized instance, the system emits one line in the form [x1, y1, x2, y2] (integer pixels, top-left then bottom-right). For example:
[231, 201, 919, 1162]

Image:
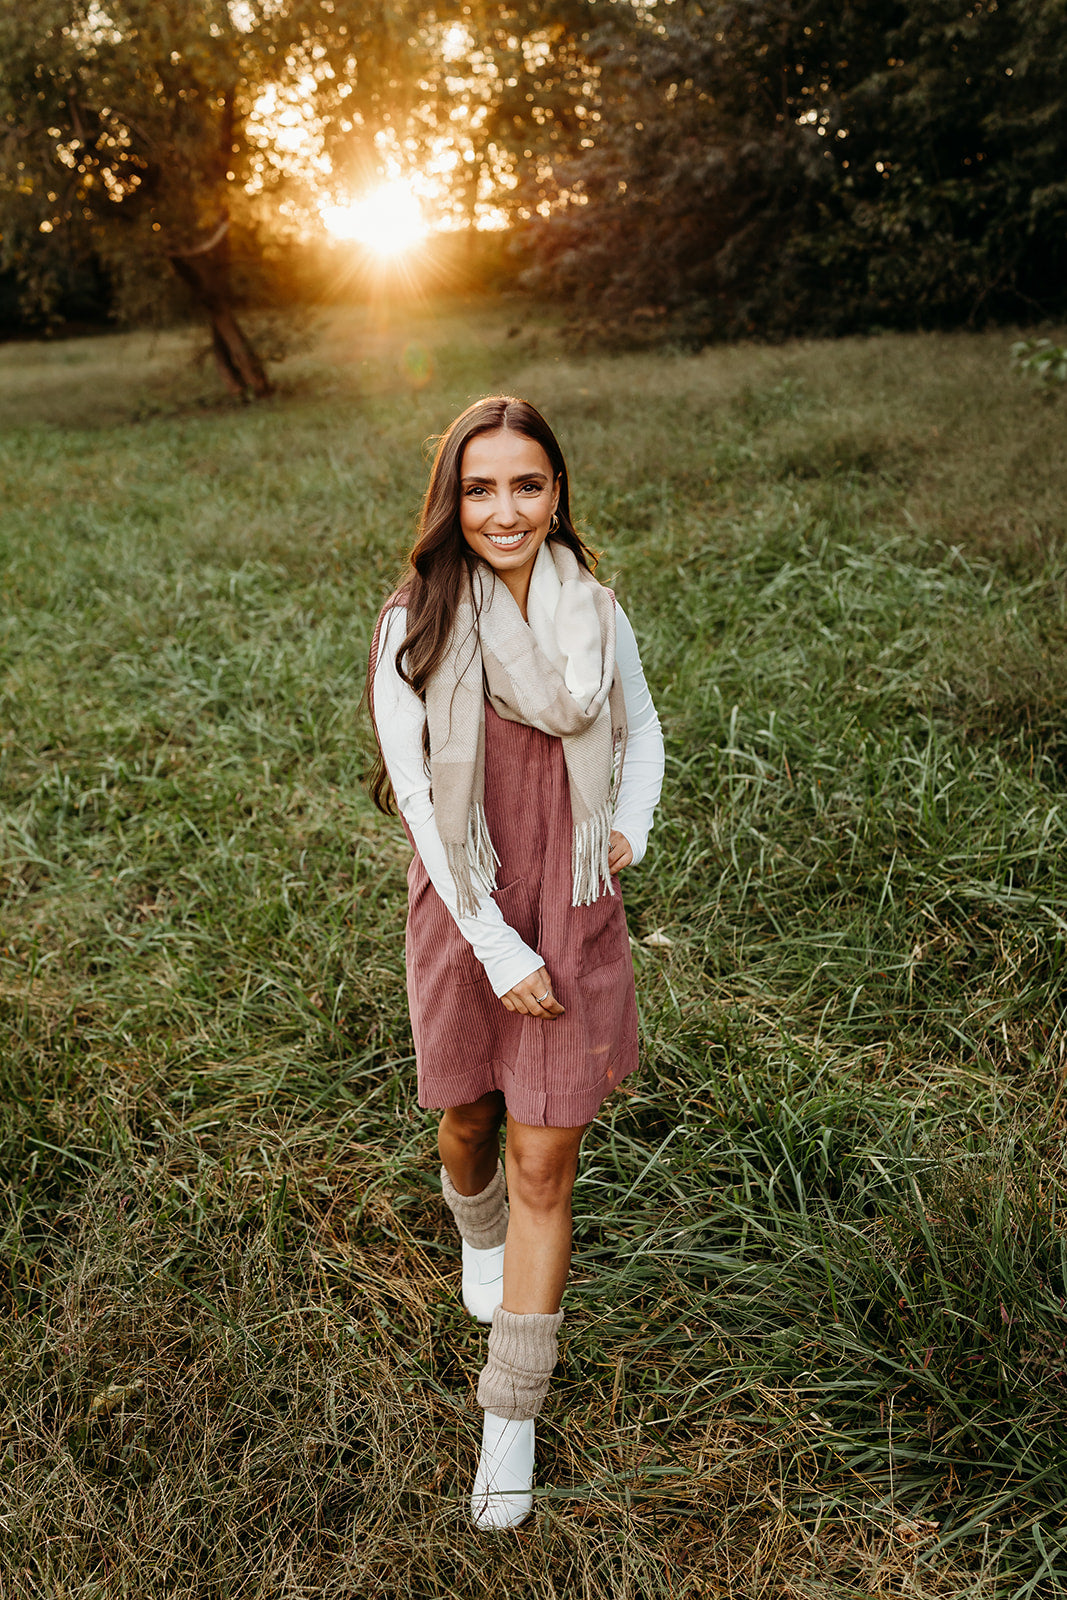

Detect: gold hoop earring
[549, 512, 560, 535]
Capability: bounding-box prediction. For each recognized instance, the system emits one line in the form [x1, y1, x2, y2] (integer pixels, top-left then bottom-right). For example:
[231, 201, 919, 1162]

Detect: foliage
[437, 0, 604, 227]
[0, 249, 112, 331]
[2, 310, 1067, 1594]
[511, 0, 1067, 343]
[4, 1, 1065, 353]
[0, 0, 426, 390]
[1012, 336, 1067, 385]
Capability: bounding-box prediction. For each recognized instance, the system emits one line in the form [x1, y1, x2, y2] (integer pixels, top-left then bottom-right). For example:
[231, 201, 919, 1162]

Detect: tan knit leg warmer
[441, 1161, 509, 1249]
[476, 1306, 564, 1421]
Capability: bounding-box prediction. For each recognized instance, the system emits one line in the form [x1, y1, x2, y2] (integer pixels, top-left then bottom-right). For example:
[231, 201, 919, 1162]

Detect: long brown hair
[366, 395, 597, 814]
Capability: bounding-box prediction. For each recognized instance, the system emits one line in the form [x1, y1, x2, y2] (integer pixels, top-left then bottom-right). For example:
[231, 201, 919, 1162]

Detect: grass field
[2, 302, 1067, 1598]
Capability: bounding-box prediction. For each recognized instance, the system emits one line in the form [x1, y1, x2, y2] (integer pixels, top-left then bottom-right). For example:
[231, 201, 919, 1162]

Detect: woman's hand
[608, 830, 634, 873]
[501, 965, 565, 1018]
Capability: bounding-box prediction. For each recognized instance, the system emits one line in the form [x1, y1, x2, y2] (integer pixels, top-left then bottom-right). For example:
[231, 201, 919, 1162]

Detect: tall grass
[2, 306, 1066, 1597]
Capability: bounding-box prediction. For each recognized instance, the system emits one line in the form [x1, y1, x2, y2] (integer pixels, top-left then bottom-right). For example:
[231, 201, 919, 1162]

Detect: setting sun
[320, 183, 428, 257]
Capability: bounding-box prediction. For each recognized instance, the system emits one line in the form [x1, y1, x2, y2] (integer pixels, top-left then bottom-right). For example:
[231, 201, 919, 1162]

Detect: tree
[447, 0, 602, 227]
[0, 1, 426, 395]
[505, 0, 1067, 342]
[826, 0, 1067, 327]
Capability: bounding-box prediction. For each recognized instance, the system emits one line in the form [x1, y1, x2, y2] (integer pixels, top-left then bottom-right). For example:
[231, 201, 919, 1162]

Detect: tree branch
[167, 217, 231, 257]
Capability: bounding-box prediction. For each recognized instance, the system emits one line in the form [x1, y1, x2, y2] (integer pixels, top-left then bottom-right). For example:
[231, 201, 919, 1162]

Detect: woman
[367, 395, 663, 1529]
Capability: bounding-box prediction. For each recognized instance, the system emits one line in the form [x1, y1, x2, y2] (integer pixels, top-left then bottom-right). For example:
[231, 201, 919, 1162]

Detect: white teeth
[488, 531, 527, 547]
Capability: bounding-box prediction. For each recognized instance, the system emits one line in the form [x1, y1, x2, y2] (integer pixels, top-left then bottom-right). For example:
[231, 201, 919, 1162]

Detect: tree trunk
[168, 223, 273, 400]
[205, 298, 273, 399]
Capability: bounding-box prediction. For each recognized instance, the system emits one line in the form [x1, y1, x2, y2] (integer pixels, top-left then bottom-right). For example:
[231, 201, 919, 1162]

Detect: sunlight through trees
[2, 1, 1064, 378]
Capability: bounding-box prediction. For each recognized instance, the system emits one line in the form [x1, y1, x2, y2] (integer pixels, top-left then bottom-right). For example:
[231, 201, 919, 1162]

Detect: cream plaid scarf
[426, 541, 627, 916]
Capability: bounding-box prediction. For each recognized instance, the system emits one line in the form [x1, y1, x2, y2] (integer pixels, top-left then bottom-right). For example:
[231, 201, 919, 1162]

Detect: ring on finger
[535, 990, 550, 1003]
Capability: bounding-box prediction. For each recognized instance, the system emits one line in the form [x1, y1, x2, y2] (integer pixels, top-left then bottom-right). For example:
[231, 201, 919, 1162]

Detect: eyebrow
[460, 471, 550, 485]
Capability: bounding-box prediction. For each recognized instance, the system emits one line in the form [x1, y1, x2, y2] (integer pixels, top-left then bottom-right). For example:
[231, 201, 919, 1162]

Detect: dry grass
[0, 1103, 997, 1599]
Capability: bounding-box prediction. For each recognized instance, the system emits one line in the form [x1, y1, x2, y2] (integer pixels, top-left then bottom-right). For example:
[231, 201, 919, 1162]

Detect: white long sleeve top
[373, 601, 665, 997]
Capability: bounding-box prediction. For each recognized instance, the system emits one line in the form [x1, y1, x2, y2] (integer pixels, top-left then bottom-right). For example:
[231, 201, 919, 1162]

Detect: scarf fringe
[571, 801, 616, 907]
[610, 726, 625, 806]
[448, 804, 501, 918]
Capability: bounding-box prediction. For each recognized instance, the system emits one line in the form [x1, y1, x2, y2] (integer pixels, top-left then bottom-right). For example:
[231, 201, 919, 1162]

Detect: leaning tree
[0, 0, 426, 396]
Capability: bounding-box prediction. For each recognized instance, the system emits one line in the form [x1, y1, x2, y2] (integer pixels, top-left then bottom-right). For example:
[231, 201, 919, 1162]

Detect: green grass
[2, 302, 1067, 1597]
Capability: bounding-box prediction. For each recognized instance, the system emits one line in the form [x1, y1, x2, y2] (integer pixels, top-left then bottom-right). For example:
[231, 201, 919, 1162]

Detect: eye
[464, 485, 488, 497]
[518, 481, 544, 494]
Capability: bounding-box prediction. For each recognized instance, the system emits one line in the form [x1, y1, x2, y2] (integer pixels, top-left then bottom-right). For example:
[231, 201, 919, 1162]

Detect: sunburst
[320, 183, 428, 258]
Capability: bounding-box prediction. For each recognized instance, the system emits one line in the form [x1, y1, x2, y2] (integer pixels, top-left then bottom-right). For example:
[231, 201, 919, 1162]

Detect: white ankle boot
[471, 1411, 535, 1529]
[461, 1239, 505, 1323]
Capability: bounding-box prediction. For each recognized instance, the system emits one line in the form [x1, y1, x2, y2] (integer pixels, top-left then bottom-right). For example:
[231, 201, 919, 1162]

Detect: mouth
[486, 530, 530, 548]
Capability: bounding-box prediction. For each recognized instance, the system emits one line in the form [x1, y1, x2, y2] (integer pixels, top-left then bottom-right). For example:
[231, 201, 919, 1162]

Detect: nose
[494, 490, 520, 527]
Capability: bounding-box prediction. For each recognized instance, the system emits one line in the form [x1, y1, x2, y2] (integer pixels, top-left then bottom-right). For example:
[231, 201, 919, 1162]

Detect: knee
[443, 1102, 503, 1151]
[508, 1149, 577, 1215]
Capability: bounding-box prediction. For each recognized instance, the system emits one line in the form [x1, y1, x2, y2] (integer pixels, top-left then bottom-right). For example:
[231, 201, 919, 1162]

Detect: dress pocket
[407, 869, 539, 998]
[574, 878, 630, 976]
[413, 876, 537, 992]
[489, 877, 538, 959]
[573, 953, 637, 1091]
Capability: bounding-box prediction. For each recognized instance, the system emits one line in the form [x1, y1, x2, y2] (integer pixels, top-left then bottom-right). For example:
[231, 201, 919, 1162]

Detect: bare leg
[502, 1116, 588, 1314]
[438, 1090, 506, 1195]
[471, 1116, 587, 1530]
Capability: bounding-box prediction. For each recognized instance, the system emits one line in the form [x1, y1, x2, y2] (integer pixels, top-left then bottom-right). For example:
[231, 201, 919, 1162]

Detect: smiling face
[459, 428, 561, 615]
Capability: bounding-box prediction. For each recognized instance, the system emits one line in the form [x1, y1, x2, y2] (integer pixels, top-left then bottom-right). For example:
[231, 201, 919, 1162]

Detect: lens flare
[400, 341, 433, 389]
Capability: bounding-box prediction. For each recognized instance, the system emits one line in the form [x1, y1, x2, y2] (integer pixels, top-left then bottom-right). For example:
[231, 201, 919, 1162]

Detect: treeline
[2, 0, 1064, 364]
[511, 0, 1067, 341]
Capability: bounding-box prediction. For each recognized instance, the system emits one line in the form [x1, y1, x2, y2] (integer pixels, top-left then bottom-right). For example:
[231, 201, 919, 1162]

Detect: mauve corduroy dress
[371, 602, 639, 1129]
